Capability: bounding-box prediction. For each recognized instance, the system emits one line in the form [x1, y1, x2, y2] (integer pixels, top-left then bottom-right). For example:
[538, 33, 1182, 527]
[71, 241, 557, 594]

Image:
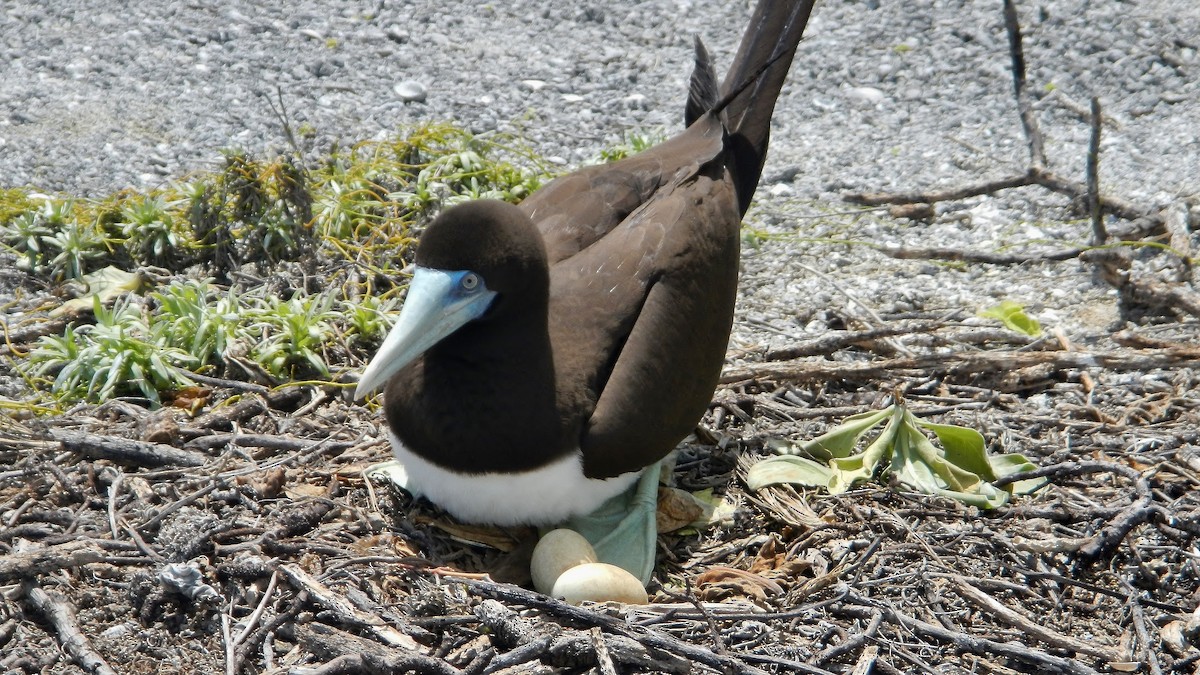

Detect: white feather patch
[386, 430, 641, 526]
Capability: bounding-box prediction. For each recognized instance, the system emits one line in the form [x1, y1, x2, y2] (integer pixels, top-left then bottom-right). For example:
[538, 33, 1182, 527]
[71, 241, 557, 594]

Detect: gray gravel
[2, 0, 1198, 347]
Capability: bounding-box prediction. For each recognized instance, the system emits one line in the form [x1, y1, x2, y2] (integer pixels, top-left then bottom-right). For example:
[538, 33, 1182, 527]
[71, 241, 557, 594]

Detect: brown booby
[357, 0, 815, 537]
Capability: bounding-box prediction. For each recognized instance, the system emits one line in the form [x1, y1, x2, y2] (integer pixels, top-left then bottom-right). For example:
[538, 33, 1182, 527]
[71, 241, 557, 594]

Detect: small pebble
[845, 86, 885, 105]
[393, 80, 427, 103]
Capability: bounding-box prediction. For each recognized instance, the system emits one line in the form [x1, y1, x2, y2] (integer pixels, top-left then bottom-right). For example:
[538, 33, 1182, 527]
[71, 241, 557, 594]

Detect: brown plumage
[356, 0, 817, 524]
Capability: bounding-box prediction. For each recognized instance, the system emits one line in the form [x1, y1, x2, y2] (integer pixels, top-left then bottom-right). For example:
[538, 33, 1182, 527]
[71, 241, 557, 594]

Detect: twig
[591, 627, 619, 675]
[1087, 97, 1106, 245]
[849, 645, 879, 675]
[993, 460, 1160, 562]
[23, 582, 118, 675]
[221, 602, 235, 675]
[1003, 0, 1045, 168]
[950, 576, 1120, 662]
[721, 345, 1200, 385]
[53, 429, 208, 467]
[176, 367, 271, 395]
[814, 609, 882, 666]
[295, 622, 462, 675]
[235, 570, 279, 644]
[844, 0, 1162, 234]
[763, 322, 947, 361]
[455, 577, 769, 675]
[106, 468, 123, 539]
[876, 242, 1086, 265]
[845, 172, 1032, 207]
[0, 540, 112, 581]
[834, 599, 1103, 675]
[794, 262, 912, 356]
[1120, 581, 1163, 675]
[137, 480, 224, 532]
[278, 562, 421, 650]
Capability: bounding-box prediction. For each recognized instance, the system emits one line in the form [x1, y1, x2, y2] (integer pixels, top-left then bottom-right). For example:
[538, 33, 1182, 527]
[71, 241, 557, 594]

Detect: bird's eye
[461, 273, 480, 291]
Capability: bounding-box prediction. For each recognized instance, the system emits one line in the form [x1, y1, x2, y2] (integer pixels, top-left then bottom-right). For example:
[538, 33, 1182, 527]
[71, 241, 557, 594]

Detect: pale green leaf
[799, 406, 893, 459]
[747, 455, 833, 491]
[979, 300, 1042, 337]
[989, 453, 1047, 495]
[917, 420, 994, 480]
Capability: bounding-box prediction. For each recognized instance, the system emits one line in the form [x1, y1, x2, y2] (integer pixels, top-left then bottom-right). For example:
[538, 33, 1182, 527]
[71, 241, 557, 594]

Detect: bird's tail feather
[685, 37, 720, 128]
[717, 0, 817, 215]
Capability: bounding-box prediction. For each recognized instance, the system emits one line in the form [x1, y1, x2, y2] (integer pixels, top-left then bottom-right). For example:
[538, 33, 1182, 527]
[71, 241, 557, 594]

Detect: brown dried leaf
[167, 386, 212, 412]
[749, 535, 817, 583]
[694, 565, 784, 606]
[237, 467, 286, 499]
[656, 486, 705, 533]
[412, 515, 533, 552]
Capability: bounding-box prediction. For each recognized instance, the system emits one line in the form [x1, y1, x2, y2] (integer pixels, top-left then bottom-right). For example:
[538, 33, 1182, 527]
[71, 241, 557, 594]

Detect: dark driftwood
[52, 429, 208, 467]
[721, 346, 1200, 385]
[23, 583, 118, 675]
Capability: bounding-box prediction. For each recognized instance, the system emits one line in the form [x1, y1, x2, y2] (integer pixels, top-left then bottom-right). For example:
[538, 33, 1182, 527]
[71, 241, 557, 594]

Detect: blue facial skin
[355, 266, 496, 399]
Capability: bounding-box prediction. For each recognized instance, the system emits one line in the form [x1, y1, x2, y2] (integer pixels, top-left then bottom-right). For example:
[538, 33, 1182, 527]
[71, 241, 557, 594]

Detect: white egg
[530, 529, 597, 595]
[550, 563, 649, 605]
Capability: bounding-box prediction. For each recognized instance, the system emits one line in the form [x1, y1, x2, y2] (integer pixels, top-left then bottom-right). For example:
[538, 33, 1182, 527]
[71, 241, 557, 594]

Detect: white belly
[386, 431, 641, 526]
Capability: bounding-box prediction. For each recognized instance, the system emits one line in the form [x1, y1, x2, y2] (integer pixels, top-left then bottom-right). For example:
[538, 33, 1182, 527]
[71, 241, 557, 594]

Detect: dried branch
[455, 577, 769, 675]
[295, 622, 461, 675]
[23, 582, 118, 675]
[993, 460, 1159, 562]
[1087, 97, 1106, 245]
[279, 563, 421, 650]
[52, 429, 208, 467]
[950, 576, 1120, 662]
[721, 345, 1200, 385]
[835, 599, 1103, 675]
[0, 540, 116, 582]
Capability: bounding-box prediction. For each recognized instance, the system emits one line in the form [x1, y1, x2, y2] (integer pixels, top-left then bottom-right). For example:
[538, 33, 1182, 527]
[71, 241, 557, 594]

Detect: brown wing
[546, 162, 741, 479]
[521, 117, 725, 265]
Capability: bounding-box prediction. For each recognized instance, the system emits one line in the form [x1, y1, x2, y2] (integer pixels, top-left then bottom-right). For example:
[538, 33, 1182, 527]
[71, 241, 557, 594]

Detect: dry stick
[720, 345, 1200, 385]
[177, 367, 271, 395]
[764, 322, 947, 361]
[993, 460, 1159, 562]
[1087, 97, 1107, 245]
[235, 570, 279, 644]
[278, 562, 422, 650]
[455, 577, 770, 675]
[846, 0, 1161, 233]
[590, 627, 619, 675]
[106, 469, 123, 539]
[950, 576, 1120, 662]
[876, 242, 1086, 265]
[220, 603, 235, 675]
[0, 540, 112, 582]
[474, 598, 693, 675]
[834, 601, 1102, 675]
[23, 582, 118, 675]
[1003, 0, 1045, 168]
[53, 429, 208, 467]
[295, 622, 464, 675]
[136, 480, 224, 532]
[1121, 580, 1164, 675]
[845, 172, 1033, 206]
[813, 608, 883, 666]
[849, 646, 880, 675]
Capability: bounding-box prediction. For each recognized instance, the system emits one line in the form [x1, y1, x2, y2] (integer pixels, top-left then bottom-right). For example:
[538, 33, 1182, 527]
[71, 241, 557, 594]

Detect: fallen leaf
[694, 566, 784, 606]
[749, 401, 1046, 509]
[656, 487, 706, 533]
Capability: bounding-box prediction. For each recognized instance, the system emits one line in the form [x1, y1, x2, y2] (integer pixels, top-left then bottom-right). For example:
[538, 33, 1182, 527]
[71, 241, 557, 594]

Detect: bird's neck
[385, 309, 574, 474]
